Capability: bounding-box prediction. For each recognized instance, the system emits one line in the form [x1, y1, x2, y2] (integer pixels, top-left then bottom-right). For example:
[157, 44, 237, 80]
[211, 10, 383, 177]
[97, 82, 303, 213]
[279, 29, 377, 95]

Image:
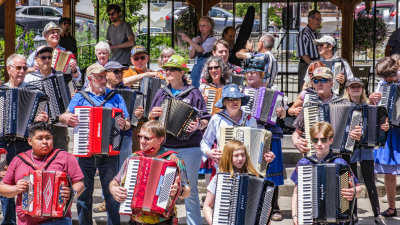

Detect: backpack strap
[161, 86, 196, 99]
[325, 155, 340, 163]
[99, 91, 116, 106]
[305, 156, 319, 164]
[41, 149, 64, 170]
[17, 152, 39, 170]
[78, 91, 96, 106]
[16, 149, 64, 170]
[78, 90, 117, 107]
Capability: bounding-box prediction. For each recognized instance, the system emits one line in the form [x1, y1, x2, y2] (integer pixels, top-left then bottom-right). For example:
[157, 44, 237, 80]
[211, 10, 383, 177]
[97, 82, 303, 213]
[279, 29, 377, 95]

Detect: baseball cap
[35, 46, 53, 56]
[345, 77, 364, 88]
[42, 22, 62, 36]
[86, 63, 105, 75]
[131, 45, 148, 56]
[104, 61, 128, 71]
[313, 35, 336, 47]
[312, 67, 333, 80]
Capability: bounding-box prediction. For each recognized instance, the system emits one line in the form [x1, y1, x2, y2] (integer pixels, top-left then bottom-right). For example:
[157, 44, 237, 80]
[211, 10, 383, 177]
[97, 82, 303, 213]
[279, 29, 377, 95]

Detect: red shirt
[2, 149, 84, 225]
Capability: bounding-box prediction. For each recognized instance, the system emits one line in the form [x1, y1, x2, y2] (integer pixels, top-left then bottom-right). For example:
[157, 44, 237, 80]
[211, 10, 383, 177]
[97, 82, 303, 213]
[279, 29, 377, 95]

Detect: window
[28, 8, 42, 16]
[19, 9, 28, 15]
[43, 8, 59, 17]
[210, 9, 225, 18]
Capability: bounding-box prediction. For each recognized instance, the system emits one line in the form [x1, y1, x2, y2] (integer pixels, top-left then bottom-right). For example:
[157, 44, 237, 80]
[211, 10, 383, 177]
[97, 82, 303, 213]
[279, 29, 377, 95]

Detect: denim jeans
[77, 155, 120, 225]
[164, 146, 202, 225]
[0, 139, 31, 225]
[41, 217, 72, 225]
[190, 57, 207, 88]
[118, 135, 133, 170]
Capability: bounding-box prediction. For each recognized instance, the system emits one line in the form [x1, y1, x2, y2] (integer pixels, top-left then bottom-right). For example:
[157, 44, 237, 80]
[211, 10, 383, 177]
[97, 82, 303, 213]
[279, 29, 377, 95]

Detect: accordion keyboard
[119, 159, 140, 214]
[242, 88, 256, 114]
[212, 173, 233, 225]
[258, 184, 275, 224]
[219, 126, 234, 152]
[378, 85, 389, 107]
[344, 109, 362, 151]
[204, 88, 216, 114]
[73, 108, 90, 156]
[298, 165, 314, 225]
[304, 106, 319, 154]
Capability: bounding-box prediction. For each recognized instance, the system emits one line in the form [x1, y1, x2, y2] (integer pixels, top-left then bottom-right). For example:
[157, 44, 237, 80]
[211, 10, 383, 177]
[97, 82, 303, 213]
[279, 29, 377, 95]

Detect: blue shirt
[67, 88, 129, 119]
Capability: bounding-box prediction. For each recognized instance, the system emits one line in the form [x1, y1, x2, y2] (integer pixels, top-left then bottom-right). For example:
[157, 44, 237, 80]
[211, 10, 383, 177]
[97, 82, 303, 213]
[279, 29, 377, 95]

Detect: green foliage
[353, 13, 388, 52]
[136, 34, 172, 62]
[15, 26, 36, 56]
[234, 3, 260, 17]
[77, 44, 97, 69]
[268, 7, 282, 27]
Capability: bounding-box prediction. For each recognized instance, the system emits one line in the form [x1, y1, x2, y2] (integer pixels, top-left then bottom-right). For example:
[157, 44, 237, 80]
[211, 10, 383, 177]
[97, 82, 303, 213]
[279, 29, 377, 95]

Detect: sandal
[93, 200, 106, 213]
[381, 208, 397, 217]
[271, 210, 283, 221]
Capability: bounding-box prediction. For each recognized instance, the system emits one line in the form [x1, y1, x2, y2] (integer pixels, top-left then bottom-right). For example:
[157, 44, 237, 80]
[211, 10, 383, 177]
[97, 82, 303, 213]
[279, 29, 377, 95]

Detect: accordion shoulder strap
[135, 150, 178, 159]
[216, 112, 251, 127]
[161, 86, 196, 99]
[17, 149, 64, 170]
[78, 90, 116, 107]
[305, 155, 339, 164]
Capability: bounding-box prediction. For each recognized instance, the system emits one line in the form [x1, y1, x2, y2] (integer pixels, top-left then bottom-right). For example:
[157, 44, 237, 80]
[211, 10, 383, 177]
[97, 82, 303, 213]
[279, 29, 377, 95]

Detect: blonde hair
[219, 140, 260, 177]
[343, 85, 369, 104]
[310, 122, 334, 139]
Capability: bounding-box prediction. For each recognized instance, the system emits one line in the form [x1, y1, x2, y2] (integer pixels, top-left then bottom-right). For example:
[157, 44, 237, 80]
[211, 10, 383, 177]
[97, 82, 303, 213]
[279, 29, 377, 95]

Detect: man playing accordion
[0, 122, 84, 225]
[110, 120, 190, 225]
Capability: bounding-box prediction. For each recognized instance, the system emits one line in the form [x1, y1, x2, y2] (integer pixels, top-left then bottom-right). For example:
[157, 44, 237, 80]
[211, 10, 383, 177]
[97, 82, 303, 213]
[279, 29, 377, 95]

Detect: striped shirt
[297, 25, 321, 61]
[251, 51, 278, 88]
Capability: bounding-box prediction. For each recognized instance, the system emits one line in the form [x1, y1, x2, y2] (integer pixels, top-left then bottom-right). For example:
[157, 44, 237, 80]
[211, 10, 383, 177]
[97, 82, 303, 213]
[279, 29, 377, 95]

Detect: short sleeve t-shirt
[2, 149, 84, 225]
[106, 21, 134, 65]
[207, 176, 217, 195]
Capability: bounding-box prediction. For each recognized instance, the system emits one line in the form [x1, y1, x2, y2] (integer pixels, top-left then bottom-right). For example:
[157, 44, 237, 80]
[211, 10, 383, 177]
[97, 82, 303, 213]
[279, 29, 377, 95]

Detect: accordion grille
[340, 171, 350, 213]
[112, 113, 123, 149]
[0, 96, 4, 136]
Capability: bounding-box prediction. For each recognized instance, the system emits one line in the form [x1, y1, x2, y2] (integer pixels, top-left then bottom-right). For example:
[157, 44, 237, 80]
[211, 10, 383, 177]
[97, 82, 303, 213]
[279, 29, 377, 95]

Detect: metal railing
[76, 43, 97, 69]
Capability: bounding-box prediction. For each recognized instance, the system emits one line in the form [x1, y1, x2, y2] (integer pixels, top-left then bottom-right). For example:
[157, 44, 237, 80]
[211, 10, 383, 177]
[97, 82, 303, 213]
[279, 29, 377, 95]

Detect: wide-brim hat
[162, 54, 189, 73]
[215, 84, 250, 109]
[243, 58, 265, 72]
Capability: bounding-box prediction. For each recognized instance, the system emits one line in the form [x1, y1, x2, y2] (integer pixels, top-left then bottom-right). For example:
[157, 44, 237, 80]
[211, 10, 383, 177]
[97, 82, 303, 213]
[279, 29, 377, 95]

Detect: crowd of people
[0, 5, 400, 225]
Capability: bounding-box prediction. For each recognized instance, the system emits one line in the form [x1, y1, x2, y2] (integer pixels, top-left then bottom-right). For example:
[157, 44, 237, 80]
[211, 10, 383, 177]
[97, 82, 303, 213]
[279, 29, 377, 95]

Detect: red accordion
[51, 48, 74, 73]
[21, 170, 73, 218]
[119, 156, 180, 217]
[73, 106, 123, 157]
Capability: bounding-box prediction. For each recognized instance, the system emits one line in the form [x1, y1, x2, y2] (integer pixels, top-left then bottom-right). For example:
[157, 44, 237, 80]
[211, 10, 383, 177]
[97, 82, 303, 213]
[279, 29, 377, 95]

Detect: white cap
[313, 35, 336, 47]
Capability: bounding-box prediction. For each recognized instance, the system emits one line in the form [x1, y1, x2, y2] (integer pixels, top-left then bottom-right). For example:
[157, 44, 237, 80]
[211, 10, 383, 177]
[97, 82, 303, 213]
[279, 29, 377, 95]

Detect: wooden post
[4, 0, 15, 82]
[63, 0, 71, 18]
[341, 4, 355, 65]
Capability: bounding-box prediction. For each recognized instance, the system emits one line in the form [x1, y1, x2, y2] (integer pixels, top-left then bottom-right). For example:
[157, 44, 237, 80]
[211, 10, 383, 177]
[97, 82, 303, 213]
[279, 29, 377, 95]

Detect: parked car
[164, 6, 260, 33]
[15, 6, 92, 32]
[355, 2, 399, 31]
[140, 27, 166, 33]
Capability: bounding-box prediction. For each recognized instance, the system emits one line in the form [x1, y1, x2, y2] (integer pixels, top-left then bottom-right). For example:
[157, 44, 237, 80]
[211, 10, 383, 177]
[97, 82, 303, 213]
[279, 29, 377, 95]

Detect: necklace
[31, 151, 49, 168]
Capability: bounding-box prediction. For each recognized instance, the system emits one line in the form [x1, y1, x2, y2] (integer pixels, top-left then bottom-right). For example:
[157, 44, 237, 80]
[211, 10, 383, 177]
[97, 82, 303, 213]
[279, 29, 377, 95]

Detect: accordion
[378, 83, 400, 126]
[22, 170, 74, 218]
[140, 77, 166, 118]
[0, 148, 7, 181]
[0, 88, 47, 139]
[51, 49, 73, 74]
[297, 163, 352, 224]
[29, 73, 76, 122]
[159, 98, 201, 140]
[302, 91, 319, 107]
[203, 87, 222, 115]
[332, 62, 342, 95]
[73, 106, 123, 157]
[119, 157, 179, 217]
[212, 173, 275, 225]
[242, 87, 284, 125]
[360, 105, 387, 147]
[303, 105, 320, 154]
[230, 74, 246, 87]
[219, 126, 272, 174]
[320, 103, 362, 154]
[115, 89, 144, 127]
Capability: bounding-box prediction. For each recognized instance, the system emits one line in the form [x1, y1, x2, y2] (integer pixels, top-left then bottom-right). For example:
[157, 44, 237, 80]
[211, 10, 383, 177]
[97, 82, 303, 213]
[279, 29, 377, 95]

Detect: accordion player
[203, 87, 223, 115]
[158, 98, 201, 140]
[119, 156, 180, 217]
[0, 88, 47, 139]
[22, 170, 74, 218]
[377, 83, 400, 126]
[212, 173, 275, 225]
[72, 106, 124, 157]
[219, 126, 272, 174]
[242, 87, 284, 125]
[297, 163, 354, 224]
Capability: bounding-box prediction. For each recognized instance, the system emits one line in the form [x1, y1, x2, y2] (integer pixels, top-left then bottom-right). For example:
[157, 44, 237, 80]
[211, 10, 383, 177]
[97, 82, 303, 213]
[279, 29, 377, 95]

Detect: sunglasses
[11, 65, 28, 71]
[226, 97, 240, 101]
[137, 134, 156, 141]
[311, 137, 330, 144]
[164, 67, 181, 72]
[111, 70, 123, 74]
[208, 66, 221, 71]
[133, 56, 146, 61]
[39, 56, 52, 60]
[313, 78, 329, 84]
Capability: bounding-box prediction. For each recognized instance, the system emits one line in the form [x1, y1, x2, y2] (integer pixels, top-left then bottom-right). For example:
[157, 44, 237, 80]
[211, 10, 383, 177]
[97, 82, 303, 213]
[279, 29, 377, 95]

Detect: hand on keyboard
[110, 185, 128, 203]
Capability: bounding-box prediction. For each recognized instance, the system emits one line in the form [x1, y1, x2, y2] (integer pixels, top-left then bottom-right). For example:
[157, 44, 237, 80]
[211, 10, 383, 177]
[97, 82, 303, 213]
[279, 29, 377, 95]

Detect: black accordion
[378, 83, 400, 126]
[115, 89, 143, 127]
[297, 163, 353, 224]
[230, 74, 245, 87]
[29, 73, 76, 122]
[140, 77, 166, 118]
[0, 88, 47, 139]
[360, 105, 387, 147]
[319, 103, 362, 154]
[158, 98, 200, 140]
[212, 173, 275, 225]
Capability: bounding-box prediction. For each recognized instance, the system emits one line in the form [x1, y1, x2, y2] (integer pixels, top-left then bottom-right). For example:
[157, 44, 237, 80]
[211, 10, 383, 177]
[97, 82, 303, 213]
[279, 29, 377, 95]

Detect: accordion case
[212, 173, 275, 225]
[297, 163, 352, 224]
[115, 89, 144, 127]
[0, 88, 47, 139]
[22, 170, 74, 218]
[159, 98, 200, 140]
[119, 157, 179, 217]
[73, 106, 123, 157]
[140, 77, 166, 118]
[219, 126, 272, 174]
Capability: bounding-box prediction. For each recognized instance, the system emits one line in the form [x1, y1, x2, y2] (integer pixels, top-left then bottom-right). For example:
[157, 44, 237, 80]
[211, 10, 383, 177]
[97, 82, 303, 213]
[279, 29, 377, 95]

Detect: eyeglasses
[10, 65, 28, 71]
[108, 11, 117, 16]
[313, 78, 329, 84]
[208, 66, 221, 71]
[133, 56, 146, 61]
[226, 97, 240, 101]
[164, 67, 181, 72]
[111, 70, 123, 74]
[39, 56, 52, 61]
[311, 137, 330, 144]
[137, 134, 156, 141]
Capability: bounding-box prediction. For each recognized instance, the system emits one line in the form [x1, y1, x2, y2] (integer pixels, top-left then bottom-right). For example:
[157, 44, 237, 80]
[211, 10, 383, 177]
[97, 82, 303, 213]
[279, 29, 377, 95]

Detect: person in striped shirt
[297, 10, 322, 92]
